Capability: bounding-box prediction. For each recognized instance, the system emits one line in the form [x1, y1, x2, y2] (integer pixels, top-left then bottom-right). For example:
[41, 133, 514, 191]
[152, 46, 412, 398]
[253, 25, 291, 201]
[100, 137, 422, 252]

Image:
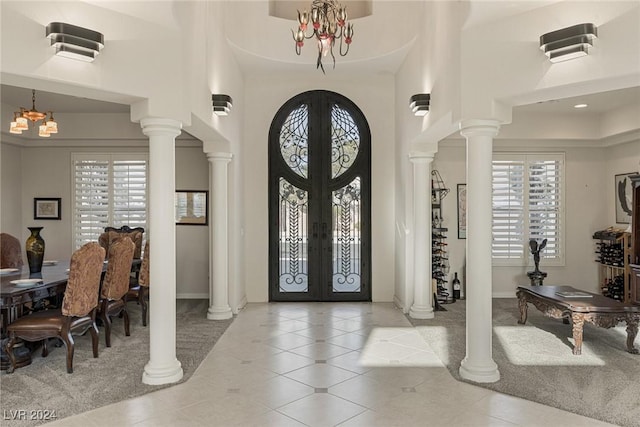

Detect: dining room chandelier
[9, 89, 58, 137]
[292, 0, 354, 73]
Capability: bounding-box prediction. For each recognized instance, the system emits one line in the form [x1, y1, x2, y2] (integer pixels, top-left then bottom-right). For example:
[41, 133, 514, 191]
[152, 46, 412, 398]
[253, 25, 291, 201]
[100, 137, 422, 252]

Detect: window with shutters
[492, 153, 564, 266]
[72, 153, 147, 249]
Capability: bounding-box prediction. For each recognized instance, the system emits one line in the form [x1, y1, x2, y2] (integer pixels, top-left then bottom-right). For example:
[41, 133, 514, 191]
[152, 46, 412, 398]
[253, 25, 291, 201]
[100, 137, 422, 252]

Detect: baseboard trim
[232, 296, 248, 314]
[177, 293, 209, 299]
[493, 292, 518, 298]
[393, 295, 408, 313]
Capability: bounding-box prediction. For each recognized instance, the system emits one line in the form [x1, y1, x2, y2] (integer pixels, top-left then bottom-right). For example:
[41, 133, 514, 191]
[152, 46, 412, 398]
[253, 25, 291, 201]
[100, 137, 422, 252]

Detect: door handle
[322, 223, 328, 239]
[312, 222, 318, 239]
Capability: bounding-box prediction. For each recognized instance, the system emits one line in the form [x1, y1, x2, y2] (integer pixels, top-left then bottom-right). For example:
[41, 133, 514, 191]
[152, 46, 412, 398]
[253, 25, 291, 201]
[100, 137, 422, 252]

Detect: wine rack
[593, 229, 631, 302]
[432, 170, 451, 305]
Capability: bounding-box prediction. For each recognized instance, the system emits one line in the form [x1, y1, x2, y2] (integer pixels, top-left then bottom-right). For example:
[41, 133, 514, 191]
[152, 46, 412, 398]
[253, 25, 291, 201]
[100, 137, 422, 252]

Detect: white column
[206, 152, 233, 320]
[409, 151, 435, 319]
[140, 117, 184, 385]
[459, 119, 500, 383]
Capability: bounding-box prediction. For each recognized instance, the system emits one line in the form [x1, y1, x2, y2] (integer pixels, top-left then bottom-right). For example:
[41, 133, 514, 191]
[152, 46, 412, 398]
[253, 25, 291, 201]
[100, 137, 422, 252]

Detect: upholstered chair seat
[4, 242, 105, 374]
[98, 237, 135, 347]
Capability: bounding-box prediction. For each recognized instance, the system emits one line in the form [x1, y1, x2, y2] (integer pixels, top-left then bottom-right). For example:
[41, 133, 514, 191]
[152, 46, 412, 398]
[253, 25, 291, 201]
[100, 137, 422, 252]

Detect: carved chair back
[1, 233, 24, 269]
[101, 237, 135, 301]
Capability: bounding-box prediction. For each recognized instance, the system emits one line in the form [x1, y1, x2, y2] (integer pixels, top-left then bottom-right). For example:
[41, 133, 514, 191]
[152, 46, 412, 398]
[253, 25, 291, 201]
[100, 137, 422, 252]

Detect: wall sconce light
[409, 94, 430, 116]
[540, 23, 597, 63]
[46, 22, 104, 62]
[212, 94, 233, 116]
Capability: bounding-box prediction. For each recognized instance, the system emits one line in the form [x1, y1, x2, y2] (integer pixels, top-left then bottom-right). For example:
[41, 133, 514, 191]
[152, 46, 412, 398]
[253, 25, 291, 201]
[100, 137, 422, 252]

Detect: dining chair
[98, 226, 144, 260]
[98, 225, 144, 287]
[98, 236, 135, 347]
[4, 242, 105, 374]
[1, 232, 24, 269]
[126, 241, 149, 326]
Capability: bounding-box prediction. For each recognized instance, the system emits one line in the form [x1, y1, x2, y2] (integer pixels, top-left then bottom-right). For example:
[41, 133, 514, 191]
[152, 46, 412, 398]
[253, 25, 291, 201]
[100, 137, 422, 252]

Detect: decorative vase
[25, 227, 45, 274]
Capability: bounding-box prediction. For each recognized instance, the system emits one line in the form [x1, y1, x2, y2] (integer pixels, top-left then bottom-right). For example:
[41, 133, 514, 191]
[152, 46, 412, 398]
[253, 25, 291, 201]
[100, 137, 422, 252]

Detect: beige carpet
[0, 299, 232, 426]
[409, 298, 640, 427]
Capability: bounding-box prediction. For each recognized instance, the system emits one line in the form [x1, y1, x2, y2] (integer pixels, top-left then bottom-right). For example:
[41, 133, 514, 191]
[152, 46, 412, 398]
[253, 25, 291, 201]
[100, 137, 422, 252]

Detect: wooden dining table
[1, 258, 141, 370]
[1, 261, 72, 370]
[1, 258, 142, 333]
[1, 261, 72, 333]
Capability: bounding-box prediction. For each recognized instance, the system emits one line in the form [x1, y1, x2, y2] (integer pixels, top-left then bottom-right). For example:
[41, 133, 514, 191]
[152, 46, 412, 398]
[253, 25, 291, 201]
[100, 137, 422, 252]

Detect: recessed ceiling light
[574, 103, 588, 109]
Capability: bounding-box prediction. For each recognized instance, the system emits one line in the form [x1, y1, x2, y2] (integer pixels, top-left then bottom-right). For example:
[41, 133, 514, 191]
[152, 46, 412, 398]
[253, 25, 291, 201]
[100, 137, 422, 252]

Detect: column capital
[140, 117, 182, 138]
[206, 152, 233, 163]
[409, 151, 436, 163]
[459, 119, 500, 138]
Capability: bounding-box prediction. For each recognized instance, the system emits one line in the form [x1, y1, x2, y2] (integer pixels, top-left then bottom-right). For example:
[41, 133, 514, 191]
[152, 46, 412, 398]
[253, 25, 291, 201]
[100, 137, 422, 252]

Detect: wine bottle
[452, 272, 461, 300]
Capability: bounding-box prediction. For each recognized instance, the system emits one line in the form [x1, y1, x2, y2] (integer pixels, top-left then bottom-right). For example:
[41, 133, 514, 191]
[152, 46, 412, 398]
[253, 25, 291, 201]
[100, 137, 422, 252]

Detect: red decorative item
[291, 0, 353, 73]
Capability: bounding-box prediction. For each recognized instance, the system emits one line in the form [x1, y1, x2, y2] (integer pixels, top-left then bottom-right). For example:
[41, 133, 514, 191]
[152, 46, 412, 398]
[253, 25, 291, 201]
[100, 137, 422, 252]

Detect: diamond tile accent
[43, 301, 605, 427]
[283, 363, 359, 388]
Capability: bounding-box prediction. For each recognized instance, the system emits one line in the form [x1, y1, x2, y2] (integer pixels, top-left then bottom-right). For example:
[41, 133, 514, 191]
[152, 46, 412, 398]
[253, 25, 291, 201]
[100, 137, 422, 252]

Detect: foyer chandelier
[9, 90, 58, 137]
[292, 0, 354, 73]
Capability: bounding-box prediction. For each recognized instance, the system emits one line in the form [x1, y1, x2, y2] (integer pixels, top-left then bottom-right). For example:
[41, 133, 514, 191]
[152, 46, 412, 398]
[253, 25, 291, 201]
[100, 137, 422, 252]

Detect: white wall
[242, 73, 396, 302]
[432, 139, 640, 297]
[460, 2, 640, 120]
[1, 1, 187, 122]
[1, 0, 247, 306]
[0, 140, 210, 297]
[0, 143, 22, 239]
[393, 1, 464, 311]
[175, 146, 210, 298]
[608, 140, 640, 227]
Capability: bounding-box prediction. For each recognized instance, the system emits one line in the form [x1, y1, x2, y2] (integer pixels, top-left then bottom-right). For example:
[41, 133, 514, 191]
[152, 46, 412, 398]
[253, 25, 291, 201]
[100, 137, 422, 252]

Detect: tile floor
[47, 302, 616, 426]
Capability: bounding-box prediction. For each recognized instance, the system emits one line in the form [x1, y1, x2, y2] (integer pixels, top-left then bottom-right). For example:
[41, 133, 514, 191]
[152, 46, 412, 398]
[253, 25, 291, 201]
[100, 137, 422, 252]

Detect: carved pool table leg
[517, 292, 528, 325]
[571, 313, 585, 355]
[626, 318, 639, 354]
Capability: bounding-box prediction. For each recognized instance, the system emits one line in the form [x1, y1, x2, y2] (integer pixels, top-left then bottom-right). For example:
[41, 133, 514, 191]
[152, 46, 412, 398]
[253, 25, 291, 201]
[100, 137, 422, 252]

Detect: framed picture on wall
[175, 190, 209, 225]
[615, 172, 636, 224]
[34, 198, 61, 220]
[457, 184, 466, 239]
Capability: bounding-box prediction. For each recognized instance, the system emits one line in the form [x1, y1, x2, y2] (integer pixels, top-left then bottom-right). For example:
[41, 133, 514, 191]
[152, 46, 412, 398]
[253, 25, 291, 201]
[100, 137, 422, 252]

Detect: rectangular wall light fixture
[46, 22, 104, 62]
[540, 23, 597, 63]
[212, 94, 233, 116]
[409, 94, 430, 116]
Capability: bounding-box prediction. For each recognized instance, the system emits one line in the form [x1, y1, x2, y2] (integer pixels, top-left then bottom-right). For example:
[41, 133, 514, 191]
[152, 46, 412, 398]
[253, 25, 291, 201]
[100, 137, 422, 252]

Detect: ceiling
[513, 86, 640, 115]
[1, 1, 638, 129]
[1, 84, 130, 114]
[2, 83, 637, 123]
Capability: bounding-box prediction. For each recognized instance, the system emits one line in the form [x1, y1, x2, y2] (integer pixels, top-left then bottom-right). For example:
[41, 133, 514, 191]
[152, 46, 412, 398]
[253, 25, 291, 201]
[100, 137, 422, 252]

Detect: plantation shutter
[492, 159, 525, 260]
[528, 157, 562, 260]
[113, 160, 147, 229]
[492, 153, 564, 265]
[74, 158, 110, 248]
[73, 154, 148, 249]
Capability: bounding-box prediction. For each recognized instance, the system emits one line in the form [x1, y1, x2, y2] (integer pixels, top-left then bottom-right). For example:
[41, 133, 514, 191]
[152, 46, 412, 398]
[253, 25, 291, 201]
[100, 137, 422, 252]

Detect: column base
[459, 357, 500, 383]
[142, 359, 183, 385]
[207, 306, 233, 320]
[409, 304, 434, 319]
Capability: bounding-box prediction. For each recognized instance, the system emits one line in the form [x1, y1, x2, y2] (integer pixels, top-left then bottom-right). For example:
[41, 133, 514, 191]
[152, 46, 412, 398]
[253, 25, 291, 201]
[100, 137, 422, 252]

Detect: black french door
[268, 90, 371, 302]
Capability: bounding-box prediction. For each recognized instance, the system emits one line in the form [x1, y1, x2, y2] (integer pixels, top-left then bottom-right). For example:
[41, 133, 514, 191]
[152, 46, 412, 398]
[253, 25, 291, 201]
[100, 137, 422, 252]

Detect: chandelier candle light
[9, 89, 58, 137]
[292, 0, 354, 73]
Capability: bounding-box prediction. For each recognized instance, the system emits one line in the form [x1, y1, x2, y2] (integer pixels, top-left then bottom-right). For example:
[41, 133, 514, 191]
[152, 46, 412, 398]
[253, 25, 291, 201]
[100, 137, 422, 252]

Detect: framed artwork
[615, 172, 636, 224]
[175, 190, 208, 225]
[34, 198, 61, 220]
[457, 184, 466, 239]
